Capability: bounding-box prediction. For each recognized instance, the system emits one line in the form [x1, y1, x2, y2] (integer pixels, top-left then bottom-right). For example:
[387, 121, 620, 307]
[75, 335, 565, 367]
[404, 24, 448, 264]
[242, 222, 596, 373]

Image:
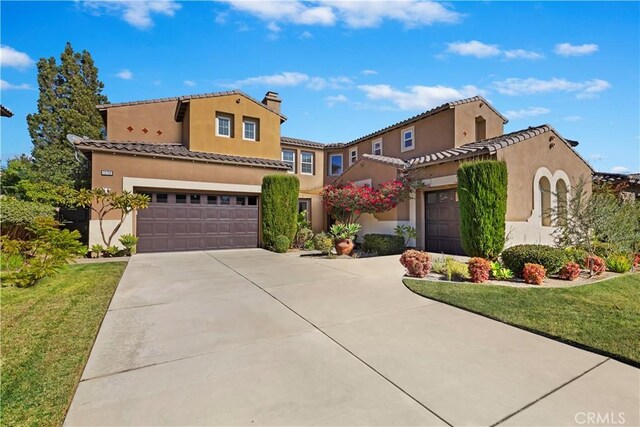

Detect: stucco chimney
[262, 91, 281, 114]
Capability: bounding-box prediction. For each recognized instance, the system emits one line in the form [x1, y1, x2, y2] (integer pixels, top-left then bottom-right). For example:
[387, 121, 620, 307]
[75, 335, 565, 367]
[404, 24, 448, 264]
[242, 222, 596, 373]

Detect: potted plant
[330, 223, 361, 255]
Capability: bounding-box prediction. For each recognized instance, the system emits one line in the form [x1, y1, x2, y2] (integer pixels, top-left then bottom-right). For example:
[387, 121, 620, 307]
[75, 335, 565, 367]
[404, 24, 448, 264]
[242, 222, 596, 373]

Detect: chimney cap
[264, 91, 280, 99]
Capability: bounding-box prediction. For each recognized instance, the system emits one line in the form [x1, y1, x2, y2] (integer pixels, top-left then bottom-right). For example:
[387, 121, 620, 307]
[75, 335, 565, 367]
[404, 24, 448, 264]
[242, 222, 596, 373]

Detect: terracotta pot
[335, 239, 354, 256]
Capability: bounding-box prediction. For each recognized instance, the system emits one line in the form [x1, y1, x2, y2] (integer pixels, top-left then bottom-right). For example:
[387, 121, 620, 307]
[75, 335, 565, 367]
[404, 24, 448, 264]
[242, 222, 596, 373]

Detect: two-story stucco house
[73, 90, 592, 254]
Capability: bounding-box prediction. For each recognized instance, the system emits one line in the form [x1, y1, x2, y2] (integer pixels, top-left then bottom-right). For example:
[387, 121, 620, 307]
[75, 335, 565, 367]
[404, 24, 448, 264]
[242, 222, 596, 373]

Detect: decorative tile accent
[142, 128, 149, 134]
[127, 126, 134, 132]
[156, 130, 163, 135]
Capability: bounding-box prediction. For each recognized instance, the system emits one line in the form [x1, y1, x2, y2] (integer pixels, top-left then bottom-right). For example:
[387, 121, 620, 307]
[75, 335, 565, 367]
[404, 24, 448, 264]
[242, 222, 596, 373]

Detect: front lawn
[404, 274, 640, 366]
[1, 262, 127, 427]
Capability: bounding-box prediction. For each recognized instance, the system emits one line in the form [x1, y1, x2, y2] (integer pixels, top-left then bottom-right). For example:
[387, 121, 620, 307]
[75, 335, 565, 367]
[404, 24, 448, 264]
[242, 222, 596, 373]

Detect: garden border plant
[261, 174, 300, 251]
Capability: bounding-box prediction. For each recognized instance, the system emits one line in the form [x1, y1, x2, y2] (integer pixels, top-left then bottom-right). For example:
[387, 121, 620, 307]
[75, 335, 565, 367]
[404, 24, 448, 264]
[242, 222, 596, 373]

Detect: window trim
[300, 151, 314, 175]
[372, 138, 383, 156]
[242, 118, 257, 141]
[400, 126, 415, 152]
[328, 153, 344, 176]
[216, 114, 232, 138]
[298, 199, 310, 218]
[282, 149, 296, 174]
[349, 147, 358, 166]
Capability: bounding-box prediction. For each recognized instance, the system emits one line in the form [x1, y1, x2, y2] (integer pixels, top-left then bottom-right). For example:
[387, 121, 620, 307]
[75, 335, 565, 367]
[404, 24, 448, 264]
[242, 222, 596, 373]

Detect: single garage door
[136, 192, 259, 253]
[425, 189, 465, 255]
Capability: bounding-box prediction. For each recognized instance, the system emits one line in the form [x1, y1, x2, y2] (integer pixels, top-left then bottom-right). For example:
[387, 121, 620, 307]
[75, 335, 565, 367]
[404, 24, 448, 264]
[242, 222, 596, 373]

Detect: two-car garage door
[136, 192, 259, 253]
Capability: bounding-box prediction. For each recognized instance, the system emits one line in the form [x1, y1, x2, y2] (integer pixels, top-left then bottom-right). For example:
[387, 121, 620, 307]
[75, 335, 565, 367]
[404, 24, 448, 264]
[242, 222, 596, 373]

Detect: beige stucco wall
[186, 95, 281, 159]
[280, 143, 325, 191]
[453, 101, 504, 146]
[105, 101, 182, 143]
[497, 132, 593, 222]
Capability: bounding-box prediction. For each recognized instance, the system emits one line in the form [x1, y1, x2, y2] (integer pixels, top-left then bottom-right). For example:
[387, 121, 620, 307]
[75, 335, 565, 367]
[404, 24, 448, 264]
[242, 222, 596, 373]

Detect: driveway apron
[65, 249, 639, 426]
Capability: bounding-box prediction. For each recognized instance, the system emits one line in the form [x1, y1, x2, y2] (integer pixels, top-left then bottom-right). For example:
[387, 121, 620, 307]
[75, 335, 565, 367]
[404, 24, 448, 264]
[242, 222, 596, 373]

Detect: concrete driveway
[66, 249, 639, 426]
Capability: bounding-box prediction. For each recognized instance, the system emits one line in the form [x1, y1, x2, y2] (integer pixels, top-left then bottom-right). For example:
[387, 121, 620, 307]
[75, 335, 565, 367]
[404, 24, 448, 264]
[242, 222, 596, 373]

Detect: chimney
[262, 91, 281, 114]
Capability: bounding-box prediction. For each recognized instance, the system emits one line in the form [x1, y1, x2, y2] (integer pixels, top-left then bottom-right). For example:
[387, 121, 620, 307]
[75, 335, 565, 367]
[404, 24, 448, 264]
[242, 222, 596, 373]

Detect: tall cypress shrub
[457, 160, 508, 259]
[261, 174, 300, 249]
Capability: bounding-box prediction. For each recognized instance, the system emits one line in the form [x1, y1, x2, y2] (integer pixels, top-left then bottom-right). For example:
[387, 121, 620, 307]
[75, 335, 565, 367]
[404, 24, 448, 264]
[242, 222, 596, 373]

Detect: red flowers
[321, 179, 415, 224]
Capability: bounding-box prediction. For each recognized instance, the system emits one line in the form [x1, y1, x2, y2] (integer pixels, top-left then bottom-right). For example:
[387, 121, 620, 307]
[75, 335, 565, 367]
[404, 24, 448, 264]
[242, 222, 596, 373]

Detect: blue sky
[1, 1, 639, 173]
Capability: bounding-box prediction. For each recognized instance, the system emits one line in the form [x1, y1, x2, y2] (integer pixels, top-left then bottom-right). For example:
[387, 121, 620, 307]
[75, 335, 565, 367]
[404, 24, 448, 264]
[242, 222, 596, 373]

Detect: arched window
[540, 176, 551, 226]
[556, 179, 568, 223]
[475, 116, 487, 140]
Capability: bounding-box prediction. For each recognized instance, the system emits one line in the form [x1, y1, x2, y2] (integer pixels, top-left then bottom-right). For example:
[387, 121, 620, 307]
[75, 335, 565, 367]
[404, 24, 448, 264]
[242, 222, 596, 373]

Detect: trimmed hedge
[501, 244, 568, 277]
[457, 160, 508, 259]
[261, 174, 300, 249]
[362, 233, 405, 255]
[0, 196, 56, 239]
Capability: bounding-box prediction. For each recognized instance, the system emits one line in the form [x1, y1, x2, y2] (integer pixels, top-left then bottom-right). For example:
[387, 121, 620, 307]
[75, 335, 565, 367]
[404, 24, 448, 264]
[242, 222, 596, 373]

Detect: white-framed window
[300, 151, 314, 175]
[329, 153, 343, 176]
[349, 147, 358, 165]
[401, 126, 415, 152]
[243, 119, 257, 141]
[298, 199, 310, 217]
[282, 149, 296, 173]
[216, 114, 232, 137]
[372, 138, 382, 156]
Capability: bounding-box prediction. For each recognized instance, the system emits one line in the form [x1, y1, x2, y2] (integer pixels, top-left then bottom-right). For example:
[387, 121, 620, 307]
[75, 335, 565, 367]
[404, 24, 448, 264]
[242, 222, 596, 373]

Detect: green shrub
[592, 241, 614, 259]
[564, 247, 588, 267]
[294, 228, 314, 249]
[606, 254, 632, 273]
[490, 262, 514, 280]
[272, 235, 290, 253]
[431, 256, 447, 275]
[362, 233, 405, 255]
[394, 225, 417, 246]
[118, 234, 139, 255]
[313, 232, 334, 254]
[1, 218, 84, 287]
[0, 196, 56, 239]
[457, 160, 508, 259]
[90, 244, 104, 258]
[105, 246, 120, 257]
[261, 175, 300, 249]
[446, 258, 470, 281]
[501, 244, 568, 277]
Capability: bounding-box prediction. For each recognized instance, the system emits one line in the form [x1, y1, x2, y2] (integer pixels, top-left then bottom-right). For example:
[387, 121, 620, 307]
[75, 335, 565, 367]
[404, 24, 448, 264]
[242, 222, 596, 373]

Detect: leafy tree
[27, 42, 108, 188]
[457, 160, 508, 259]
[0, 155, 35, 198]
[76, 189, 150, 247]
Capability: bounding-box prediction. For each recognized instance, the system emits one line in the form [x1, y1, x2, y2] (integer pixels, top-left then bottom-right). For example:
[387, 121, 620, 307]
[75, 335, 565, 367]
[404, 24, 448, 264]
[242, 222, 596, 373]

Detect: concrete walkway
[65, 249, 639, 426]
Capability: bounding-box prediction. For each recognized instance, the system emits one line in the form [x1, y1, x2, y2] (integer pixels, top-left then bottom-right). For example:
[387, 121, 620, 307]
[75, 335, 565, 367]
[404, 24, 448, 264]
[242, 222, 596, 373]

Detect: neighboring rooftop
[593, 171, 640, 185]
[1, 105, 14, 117]
[280, 136, 331, 149]
[72, 137, 289, 170]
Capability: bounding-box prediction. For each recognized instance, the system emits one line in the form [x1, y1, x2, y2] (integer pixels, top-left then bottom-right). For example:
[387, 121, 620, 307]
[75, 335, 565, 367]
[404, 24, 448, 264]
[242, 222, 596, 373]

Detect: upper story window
[216, 113, 233, 138]
[282, 149, 296, 173]
[475, 116, 487, 141]
[300, 151, 314, 175]
[401, 127, 415, 152]
[329, 153, 343, 176]
[349, 147, 358, 165]
[372, 139, 382, 156]
[243, 119, 257, 141]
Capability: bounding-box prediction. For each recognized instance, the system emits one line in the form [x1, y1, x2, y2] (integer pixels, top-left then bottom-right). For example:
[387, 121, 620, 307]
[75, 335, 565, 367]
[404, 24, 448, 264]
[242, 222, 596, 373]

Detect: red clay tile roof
[360, 154, 408, 168]
[280, 136, 328, 149]
[593, 172, 640, 185]
[407, 124, 592, 171]
[72, 138, 289, 169]
[1, 105, 14, 117]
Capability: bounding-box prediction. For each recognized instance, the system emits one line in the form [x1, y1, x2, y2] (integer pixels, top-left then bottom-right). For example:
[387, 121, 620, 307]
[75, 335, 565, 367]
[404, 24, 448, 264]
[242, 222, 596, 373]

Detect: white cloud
[563, 115, 583, 122]
[493, 77, 611, 99]
[184, 80, 196, 87]
[222, 1, 461, 29]
[83, 0, 181, 30]
[362, 69, 378, 75]
[503, 49, 544, 60]
[299, 30, 313, 39]
[325, 94, 348, 106]
[554, 43, 599, 57]
[307, 75, 352, 90]
[611, 166, 630, 174]
[116, 69, 133, 80]
[358, 83, 483, 110]
[214, 12, 228, 24]
[0, 79, 31, 90]
[447, 40, 500, 58]
[267, 22, 281, 32]
[233, 71, 310, 87]
[0, 45, 34, 69]
[504, 107, 550, 120]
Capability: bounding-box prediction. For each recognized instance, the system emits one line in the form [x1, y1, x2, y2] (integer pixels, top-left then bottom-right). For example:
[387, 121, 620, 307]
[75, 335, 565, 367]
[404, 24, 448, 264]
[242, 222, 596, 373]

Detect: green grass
[404, 274, 640, 366]
[1, 262, 127, 427]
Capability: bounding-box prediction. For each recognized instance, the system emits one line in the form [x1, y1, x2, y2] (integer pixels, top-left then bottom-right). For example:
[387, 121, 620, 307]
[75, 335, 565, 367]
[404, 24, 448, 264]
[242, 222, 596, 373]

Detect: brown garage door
[136, 192, 259, 253]
[425, 189, 465, 255]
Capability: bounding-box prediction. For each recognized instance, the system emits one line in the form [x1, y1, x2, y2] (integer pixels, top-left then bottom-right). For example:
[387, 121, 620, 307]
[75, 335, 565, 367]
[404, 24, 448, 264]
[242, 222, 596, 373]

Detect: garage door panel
[137, 192, 258, 253]
[425, 189, 464, 255]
